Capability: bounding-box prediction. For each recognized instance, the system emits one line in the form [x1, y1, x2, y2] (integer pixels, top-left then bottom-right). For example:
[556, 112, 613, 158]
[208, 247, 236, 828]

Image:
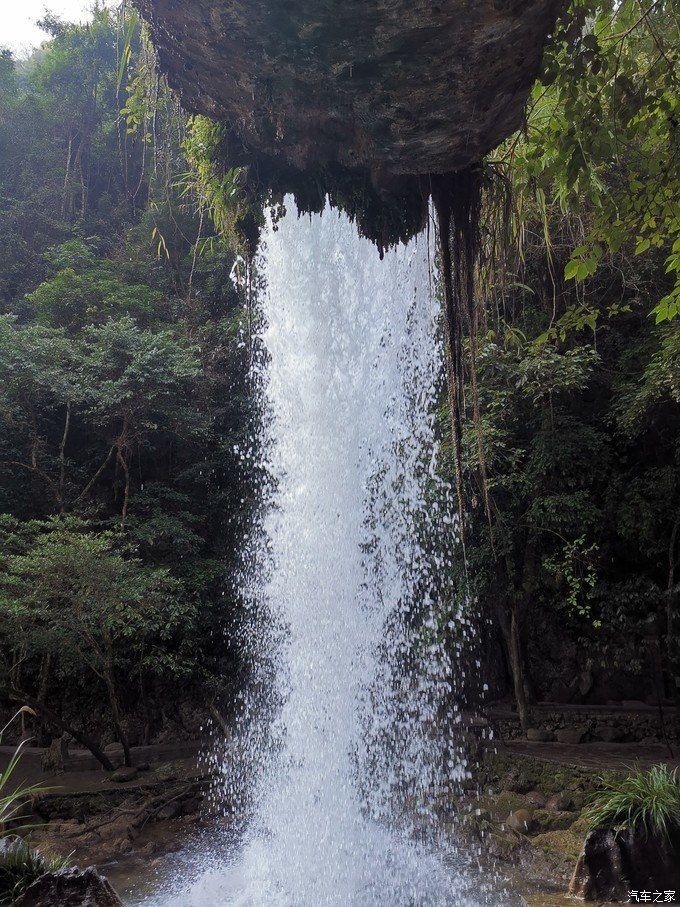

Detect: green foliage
[78, 315, 205, 437]
[446, 0, 680, 720]
[0, 315, 79, 417]
[27, 259, 162, 329]
[614, 322, 680, 432]
[0, 744, 44, 837]
[445, 155, 680, 710]
[584, 765, 680, 837]
[544, 536, 599, 622]
[0, 5, 253, 746]
[182, 116, 253, 253]
[498, 0, 679, 322]
[0, 713, 56, 905]
[515, 344, 599, 402]
[0, 836, 69, 905]
[0, 516, 197, 683]
[0, 0, 676, 752]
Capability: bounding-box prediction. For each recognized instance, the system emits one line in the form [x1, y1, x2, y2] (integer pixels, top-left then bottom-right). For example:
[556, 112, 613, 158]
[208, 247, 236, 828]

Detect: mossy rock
[530, 829, 584, 863]
[486, 790, 531, 818]
[458, 812, 493, 839]
[108, 766, 139, 783]
[482, 751, 628, 799]
[149, 760, 187, 782]
[483, 752, 592, 796]
[35, 791, 130, 821]
[569, 812, 592, 838]
[460, 807, 492, 826]
[487, 831, 526, 862]
[532, 809, 576, 834]
[503, 763, 542, 793]
[569, 790, 591, 811]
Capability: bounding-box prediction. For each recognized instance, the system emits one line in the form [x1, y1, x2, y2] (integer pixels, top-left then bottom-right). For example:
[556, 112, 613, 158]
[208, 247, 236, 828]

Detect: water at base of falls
[142, 202, 508, 907]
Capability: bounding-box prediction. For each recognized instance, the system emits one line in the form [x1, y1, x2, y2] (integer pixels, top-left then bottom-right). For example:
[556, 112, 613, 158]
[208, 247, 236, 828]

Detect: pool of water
[109, 862, 579, 907]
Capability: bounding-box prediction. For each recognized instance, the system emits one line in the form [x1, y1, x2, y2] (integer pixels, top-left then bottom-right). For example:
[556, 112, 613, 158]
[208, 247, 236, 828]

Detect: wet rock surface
[527, 728, 555, 742]
[568, 824, 680, 901]
[464, 750, 676, 897]
[569, 829, 630, 902]
[459, 752, 601, 893]
[24, 758, 210, 873]
[491, 701, 678, 744]
[617, 824, 680, 890]
[13, 866, 122, 907]
[554, 727, 586, 744]
[108, 766, 139, 783]
[134, 0, 563, 184]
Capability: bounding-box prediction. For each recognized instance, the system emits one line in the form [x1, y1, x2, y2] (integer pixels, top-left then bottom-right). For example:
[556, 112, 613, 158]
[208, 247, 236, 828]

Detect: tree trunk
[432, 181, 467, 545]
[666, 502, 680, 720]
[208, 701, 231, 738]
[508, 600, 531, 731]
[58, 401, 71, 494]
[116, 445, 131, 528]
[76, 443, 116, 503]
[103, 667, 131, 767]
[494, 588, 532, 733]
[35, 653, 52, 745]
[139, 671, 152, 746]
[9, 689, 114, 771]
[61, 131, 73, 217]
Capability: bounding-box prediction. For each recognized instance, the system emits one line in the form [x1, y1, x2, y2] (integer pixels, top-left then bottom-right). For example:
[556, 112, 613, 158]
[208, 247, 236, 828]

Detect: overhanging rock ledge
[134, 0, 565, 245]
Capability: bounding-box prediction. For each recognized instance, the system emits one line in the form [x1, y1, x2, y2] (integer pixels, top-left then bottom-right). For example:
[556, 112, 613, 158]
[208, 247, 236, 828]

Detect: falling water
[148, 202, 503, 906]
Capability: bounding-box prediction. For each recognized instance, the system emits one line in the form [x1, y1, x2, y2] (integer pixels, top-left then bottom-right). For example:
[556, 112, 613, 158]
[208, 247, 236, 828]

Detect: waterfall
[149, 202, 498, 906]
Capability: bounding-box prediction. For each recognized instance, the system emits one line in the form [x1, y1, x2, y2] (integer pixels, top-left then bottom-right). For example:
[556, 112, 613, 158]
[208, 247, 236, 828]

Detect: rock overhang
[133, 0, 565, 247]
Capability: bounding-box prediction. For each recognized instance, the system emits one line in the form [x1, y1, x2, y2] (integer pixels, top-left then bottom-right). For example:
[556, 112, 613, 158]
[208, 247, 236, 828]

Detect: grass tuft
[0, 742, 48, 835]
[0, 838, 69, 905]
[584, 764, 680, 838]
[1, 710, 68, 904]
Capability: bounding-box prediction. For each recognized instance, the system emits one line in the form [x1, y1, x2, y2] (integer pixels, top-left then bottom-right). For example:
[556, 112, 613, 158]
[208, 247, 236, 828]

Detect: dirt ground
[503, 739, 679, 771]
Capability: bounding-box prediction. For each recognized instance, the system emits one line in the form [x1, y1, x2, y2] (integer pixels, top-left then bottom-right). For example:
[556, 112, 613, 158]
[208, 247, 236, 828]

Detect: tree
[0, 517, 195, 766]
[434, 0, 680, 725]
[497, 0, 679, 323]
[0, 5, 252, 750]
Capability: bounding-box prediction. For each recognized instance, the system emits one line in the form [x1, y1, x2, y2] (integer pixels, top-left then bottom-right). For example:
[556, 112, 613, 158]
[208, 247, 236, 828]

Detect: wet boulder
[570, 825, 680, 901]
[555, 726, 586, 744]
[569, 828, 630, 902]
[507, 809, 536, 835]
[526, 728, 553, 742]
[617, 823, 680, 891]
[41, 735, 70, 772]
[13, 866, 122, 907]
[108, 766, 139, 783]
[546, 791, 574, 811]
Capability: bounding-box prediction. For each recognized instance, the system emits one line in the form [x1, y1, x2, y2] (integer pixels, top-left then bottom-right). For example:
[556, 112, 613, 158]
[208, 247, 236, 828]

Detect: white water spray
[149, 202, 501, 906]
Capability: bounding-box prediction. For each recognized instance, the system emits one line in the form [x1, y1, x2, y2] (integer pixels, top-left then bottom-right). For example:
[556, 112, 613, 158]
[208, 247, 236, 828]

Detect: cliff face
[134, 0, 563, 185]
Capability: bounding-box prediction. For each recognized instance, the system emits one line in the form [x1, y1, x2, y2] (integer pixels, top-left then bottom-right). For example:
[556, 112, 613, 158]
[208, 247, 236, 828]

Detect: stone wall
[489, 704, 678, 744]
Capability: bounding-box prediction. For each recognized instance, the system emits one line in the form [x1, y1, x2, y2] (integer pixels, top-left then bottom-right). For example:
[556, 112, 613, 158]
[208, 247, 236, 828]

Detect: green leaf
[564, 259, 580, 280]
